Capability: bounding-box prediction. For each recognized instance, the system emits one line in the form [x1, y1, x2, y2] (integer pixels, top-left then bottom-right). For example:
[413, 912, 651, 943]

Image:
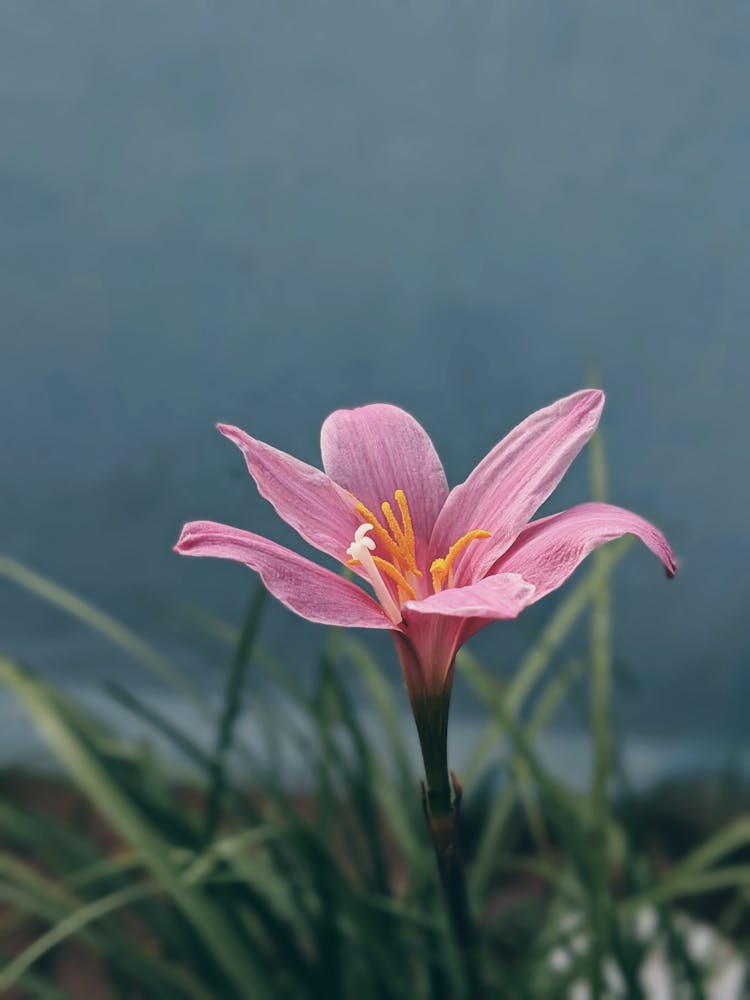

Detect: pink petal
[430, 390, 605, 582]
[218, 424, 357, 564]
[398, 574, 536, 692]
[175, 520, 393, 629]
[403, 573, 536, 620]
[495, 502, 676, 603]
[391, 626, 463, 699]
[320, 404, 448, 563]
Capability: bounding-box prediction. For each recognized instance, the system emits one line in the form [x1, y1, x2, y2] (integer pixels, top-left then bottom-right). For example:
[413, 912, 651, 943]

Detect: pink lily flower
[175, 390, 675, 711]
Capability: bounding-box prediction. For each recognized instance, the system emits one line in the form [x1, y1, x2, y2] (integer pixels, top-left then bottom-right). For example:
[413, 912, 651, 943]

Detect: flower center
[346, 488, 491, 623]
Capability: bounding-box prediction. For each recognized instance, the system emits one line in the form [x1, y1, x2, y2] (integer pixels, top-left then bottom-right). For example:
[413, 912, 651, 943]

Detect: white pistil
[347, 523, 403, 625]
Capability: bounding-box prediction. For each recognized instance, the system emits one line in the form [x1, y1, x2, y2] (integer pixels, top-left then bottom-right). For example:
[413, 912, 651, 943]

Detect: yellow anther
[430, 557, 448, 594]
[346, 489, 424, 619]
[394, 489, 419, 574]
[355, 501, 404, 566]
[430, 529, 491, 593]
[372, 557, 416, 601]
[441, 529, 492, 570]
[381, 500, 406, 548]
[354, 490, 421, 578]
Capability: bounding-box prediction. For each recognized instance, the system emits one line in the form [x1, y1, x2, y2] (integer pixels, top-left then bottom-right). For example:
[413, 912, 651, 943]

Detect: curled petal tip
[174, 523, 199, 553]
[496, 502, 676, 604]
[570, 388, 606, 429]
[217, 422, 254, 448]
[577, 387, 605, 418]
[659, 541, 678, 578]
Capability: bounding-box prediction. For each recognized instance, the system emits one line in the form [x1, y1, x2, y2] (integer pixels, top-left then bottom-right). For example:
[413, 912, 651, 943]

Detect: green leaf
[203, 584, 267, 842]
[461, 537, 633, 789]
[0, 656, 276, 998]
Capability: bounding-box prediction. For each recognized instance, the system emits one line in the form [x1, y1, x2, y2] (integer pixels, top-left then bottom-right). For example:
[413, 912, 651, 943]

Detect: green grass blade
[340, 636, 412, 782]
[0, 656, 274, 998]
[4, 969, 76, 1000]
[458, 653, 586, 845]
[0, 882, 166, 994]
[105, 680, 212, 770]
[0, 556, 208, 714]
[469, 654, 586, 900]
[462, 538, 633, 789]
[587, 427, 615, 998]
[0, 854, 206, 996]
[340, 636, 425, 868]
[621, 817, 750, 914]
[203, 585, 267, 842]
[1, 792, 102, 874]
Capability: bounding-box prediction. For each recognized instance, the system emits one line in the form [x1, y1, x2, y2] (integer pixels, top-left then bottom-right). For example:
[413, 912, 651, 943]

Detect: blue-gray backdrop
[1, 1, 748, 772]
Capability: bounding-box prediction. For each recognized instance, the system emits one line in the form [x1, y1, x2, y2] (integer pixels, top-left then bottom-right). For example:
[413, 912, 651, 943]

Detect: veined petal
[218, 424, 357, 563]
[396, 574, 534, 695]
[175, 521, 393, 629]
[495, 502, 676, 603]
[403, 572, 535, 620]
[431, 389, 605, 582]
[320, 404, 448, 563]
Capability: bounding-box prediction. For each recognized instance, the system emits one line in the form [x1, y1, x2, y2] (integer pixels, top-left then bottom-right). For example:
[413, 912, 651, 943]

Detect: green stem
[412, 693, 479, 994]
[413, 691, 452, 816]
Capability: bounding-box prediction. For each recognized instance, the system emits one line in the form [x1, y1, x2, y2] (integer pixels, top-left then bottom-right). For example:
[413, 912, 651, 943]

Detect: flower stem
[422, 773, 476, 949]
[412, 694, 479, 993]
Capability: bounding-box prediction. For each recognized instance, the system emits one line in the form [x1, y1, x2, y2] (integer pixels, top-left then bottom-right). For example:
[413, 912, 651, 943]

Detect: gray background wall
[1, 1, 747, 765]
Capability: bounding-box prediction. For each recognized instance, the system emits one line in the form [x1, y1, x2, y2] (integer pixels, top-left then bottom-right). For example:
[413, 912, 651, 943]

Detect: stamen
[355, 501, 404, 566]
[381, 500, 406, 547]
[355, 491, 421, 577]
[430, 529, 491, 593]
[395, 490, 421, 574]
[430, 557, 448, 594]
[394, 490, 416, 564]
[372, 557, 416, 601]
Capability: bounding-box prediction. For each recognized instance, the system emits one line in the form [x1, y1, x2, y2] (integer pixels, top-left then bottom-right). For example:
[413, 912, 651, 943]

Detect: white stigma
[347, 523, 402, 625]
[346, 523, 377, 560]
